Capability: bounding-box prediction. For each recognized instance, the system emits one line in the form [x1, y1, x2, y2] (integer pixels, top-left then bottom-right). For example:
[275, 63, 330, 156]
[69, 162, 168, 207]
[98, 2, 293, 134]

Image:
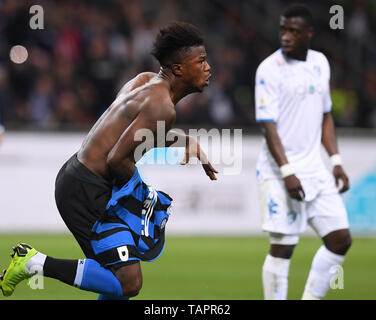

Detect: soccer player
[0, 22, 217, 299]
[254, 4, 352, 300]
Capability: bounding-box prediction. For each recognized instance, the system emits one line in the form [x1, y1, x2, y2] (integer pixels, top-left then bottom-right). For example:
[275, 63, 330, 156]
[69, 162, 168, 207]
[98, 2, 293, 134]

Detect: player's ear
[171, 63, 183, 77]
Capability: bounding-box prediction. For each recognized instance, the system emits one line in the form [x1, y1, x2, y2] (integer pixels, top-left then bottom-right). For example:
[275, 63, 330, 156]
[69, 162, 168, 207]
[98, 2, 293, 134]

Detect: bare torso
[77, 72, 175, 183]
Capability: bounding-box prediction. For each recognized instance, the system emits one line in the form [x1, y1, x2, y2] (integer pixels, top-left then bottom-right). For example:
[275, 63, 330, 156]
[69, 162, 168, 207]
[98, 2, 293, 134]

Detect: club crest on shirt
[313, 65, 321, 76]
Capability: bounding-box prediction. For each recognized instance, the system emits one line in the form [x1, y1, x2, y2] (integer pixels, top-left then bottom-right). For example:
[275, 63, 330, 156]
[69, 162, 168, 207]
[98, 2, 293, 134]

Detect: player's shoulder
[117, 72, 157, 96]
[141, 85, 176, 121]
[308, 49, 330, 66]
[136, 72, 158, 82]
[256, 49, 285, 75]
[129, 72, 158, 91]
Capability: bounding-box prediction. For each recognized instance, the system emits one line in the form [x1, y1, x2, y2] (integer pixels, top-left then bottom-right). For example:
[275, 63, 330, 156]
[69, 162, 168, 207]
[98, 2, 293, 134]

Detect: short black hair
[151, 22, 204, 67]
[282, 3, 313, 27]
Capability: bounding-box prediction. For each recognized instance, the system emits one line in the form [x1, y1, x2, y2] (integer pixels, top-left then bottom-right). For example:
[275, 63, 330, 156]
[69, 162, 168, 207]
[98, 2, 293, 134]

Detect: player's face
[180, 46, 211, 92]
[279, 16, 313, 55]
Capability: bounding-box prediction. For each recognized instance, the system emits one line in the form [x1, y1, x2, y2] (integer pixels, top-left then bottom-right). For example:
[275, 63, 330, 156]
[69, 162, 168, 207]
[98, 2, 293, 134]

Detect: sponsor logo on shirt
[313, 65, 321, 76]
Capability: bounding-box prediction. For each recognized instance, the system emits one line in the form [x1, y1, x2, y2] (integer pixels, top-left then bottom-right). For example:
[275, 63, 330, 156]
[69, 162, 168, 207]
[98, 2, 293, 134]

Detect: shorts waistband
[66, 153, 111, 188]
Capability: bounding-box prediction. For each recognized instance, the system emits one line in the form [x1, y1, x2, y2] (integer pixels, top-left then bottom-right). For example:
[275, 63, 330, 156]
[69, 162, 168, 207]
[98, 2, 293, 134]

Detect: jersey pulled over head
[151, 22, 211, 92]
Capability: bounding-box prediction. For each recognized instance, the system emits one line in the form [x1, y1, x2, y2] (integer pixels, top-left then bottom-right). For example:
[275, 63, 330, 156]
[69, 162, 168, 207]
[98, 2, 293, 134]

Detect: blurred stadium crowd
[0, 0, 375, 130]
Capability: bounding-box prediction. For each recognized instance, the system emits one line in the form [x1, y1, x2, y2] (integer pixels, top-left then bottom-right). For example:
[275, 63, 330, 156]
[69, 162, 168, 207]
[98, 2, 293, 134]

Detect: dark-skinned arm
[107, 105, 217, 184]
[106, 105, 172, 186]
[260, 121, 305, 201]
[321, 112, 349, 193]
[165, 129, 218, 181]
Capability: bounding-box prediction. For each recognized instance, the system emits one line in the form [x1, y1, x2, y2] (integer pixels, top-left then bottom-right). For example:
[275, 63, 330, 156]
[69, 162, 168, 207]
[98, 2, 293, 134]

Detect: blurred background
[0, 0, 375, 130]
[0, 0, 375, 300]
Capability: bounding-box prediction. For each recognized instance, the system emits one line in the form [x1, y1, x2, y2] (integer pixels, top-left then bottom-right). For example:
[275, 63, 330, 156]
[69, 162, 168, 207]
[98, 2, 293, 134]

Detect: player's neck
[157, 68, 195, 105]
[284, 48, 309, 61]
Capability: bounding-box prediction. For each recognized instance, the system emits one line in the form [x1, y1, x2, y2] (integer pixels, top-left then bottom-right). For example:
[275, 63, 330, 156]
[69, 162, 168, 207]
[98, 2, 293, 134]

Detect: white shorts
[257, 172, 349, 241]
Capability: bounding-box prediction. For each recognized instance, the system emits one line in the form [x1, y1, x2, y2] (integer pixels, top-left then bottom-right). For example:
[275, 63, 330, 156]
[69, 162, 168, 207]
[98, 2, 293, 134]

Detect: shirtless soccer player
[255, 4, 352, 300]
[0, 22, 217, 300]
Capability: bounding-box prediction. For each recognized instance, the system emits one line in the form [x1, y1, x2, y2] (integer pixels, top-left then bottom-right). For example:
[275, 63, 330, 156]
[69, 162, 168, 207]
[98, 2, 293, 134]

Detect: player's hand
[284, 175, 305, 201]
[333, 165, 350, 193]
[180, 138, 218, 180]
[200, 161, 218, 180]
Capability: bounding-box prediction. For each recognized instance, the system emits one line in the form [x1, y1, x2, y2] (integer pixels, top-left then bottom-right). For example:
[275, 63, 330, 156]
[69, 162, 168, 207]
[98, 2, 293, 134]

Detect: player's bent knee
[327, 239, 351, 255]
[269, 244, 296, 259]
[324, 230, 352, 255]
[122, 275, 143, 297]
[339, 235, 352, 254]
[113, 263, 143, 297]
[116, 271, 143, 297]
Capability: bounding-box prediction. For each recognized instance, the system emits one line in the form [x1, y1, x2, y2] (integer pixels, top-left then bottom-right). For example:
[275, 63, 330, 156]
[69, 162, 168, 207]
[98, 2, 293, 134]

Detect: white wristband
[330, 154, 342, 166]
[280, 163, 294, 178]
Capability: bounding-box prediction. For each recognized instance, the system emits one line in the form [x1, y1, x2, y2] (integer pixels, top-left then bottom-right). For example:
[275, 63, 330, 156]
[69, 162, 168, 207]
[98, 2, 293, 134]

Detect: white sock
[302, 245, 345, 299]
[262, 254, 291, 300]
[25, 252, 47, 276]
[302, 290, 320, 300]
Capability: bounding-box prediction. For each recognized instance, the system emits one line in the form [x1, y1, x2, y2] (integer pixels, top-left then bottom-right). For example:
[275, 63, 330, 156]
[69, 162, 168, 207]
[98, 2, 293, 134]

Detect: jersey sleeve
[322, 55, 332, 113]
[254, 63, 279, 122]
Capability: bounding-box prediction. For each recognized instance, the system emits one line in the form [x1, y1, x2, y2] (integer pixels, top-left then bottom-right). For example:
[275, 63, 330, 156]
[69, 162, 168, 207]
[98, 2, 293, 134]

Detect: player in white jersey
[254, 4, 352, 300]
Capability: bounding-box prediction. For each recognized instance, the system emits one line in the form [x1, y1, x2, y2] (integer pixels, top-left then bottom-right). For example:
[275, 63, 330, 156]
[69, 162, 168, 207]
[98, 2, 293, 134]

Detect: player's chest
[278, 63, 326, 98]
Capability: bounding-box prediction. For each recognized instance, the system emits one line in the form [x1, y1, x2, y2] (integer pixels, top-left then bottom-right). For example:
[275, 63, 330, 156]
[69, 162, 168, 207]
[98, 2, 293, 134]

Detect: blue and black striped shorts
[90, 168, 173, 269]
